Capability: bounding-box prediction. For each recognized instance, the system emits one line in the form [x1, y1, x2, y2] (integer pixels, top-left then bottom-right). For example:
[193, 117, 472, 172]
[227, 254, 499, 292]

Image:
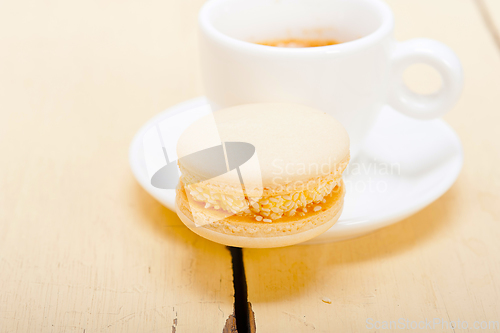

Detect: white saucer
[129, 97, 463, 244]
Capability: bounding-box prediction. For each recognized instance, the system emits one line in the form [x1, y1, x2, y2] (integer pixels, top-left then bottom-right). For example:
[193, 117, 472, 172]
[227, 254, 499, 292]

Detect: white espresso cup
[198, 0, 463, 156]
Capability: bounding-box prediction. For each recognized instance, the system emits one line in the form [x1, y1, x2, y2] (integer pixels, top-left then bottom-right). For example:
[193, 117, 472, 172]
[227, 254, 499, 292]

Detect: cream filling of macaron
[182, 174, 342, 222]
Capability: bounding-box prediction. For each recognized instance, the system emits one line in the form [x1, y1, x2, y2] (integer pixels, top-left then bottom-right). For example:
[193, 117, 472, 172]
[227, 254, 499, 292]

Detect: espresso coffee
[256, 38, 339, 48]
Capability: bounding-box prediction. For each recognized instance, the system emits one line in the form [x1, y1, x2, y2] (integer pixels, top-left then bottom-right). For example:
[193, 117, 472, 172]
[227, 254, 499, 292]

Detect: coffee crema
[256, 38, 340, 48]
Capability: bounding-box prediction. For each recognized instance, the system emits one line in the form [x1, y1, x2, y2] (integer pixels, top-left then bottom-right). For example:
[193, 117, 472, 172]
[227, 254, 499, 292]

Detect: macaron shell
[176, 103, 350, 189]
[175, 181, 345, 248]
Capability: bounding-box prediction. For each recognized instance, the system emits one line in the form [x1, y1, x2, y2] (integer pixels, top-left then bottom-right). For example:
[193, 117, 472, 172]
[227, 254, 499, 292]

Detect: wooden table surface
[1, 0, 499, 332]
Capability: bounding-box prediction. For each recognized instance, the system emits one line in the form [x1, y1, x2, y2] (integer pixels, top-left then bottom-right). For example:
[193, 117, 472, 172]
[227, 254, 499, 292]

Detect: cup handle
[388, 38, 463, 119]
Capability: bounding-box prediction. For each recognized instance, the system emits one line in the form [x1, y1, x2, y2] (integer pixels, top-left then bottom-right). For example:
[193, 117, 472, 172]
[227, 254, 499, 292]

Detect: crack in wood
[225, 247, 256, 333]
[474, 0, 500, 53]
[223, 303, 256, 333]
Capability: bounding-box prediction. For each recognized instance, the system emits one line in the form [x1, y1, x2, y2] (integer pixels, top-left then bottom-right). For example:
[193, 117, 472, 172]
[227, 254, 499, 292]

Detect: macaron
[175, 103, 350, 248]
